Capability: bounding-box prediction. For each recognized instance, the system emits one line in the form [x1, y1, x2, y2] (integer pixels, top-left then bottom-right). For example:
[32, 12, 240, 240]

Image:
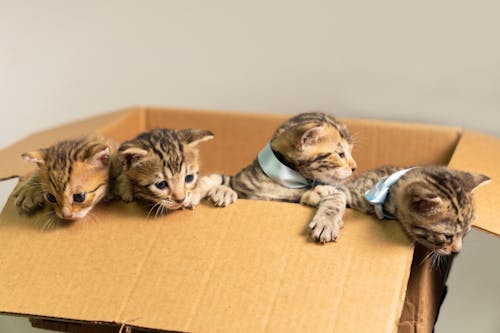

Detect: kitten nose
[174, 197, 185, 204]
[61, 207, 73, 219]
[451, 239, 462, 253]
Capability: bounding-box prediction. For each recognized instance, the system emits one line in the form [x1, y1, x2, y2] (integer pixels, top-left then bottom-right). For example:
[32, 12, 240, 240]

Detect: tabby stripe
[428, 176, 462, 222]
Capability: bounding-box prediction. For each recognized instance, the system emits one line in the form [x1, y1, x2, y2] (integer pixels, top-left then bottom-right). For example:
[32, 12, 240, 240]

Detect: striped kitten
[226, 112, 356, 241]
[302, 166, 490, 253]
[116, 128, 236, 214]
[14, 135, 119, 221]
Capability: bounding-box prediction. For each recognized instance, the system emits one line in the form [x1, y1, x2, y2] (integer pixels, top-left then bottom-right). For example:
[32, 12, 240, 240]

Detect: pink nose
[61, 207, 73, 219]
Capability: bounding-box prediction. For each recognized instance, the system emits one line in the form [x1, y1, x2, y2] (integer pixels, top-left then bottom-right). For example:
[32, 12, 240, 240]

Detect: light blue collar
[257, 143, 311, 188]
[364, 167, 417, 219]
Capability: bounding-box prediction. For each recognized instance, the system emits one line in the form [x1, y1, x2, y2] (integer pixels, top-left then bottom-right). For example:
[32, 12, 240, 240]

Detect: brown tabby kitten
[14, 135, 119, 221]
[225, 112, 356, 240]
[302, 166, 490, 254]
[116, 128, 236, 214]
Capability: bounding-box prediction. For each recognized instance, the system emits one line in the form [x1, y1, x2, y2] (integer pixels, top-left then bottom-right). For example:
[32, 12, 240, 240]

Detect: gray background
[0, 1, 499, 332]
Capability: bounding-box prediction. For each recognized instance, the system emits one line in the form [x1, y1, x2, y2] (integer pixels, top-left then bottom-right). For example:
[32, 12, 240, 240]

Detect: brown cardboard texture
[0, 107, 497, 333]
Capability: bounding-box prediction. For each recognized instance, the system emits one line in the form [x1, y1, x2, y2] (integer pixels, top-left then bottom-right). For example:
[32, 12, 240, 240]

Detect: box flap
[0, 108, 136, 181]
[342, 119, 461, 172]
[448, 130, 500, 236]
[0, 195, 413, 332]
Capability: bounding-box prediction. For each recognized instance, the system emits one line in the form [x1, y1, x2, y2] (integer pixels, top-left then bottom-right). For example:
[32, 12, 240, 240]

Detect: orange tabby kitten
[14, 135, 119, 221]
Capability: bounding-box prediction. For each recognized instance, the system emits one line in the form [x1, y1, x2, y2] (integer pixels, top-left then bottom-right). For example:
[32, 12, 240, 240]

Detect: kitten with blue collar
[216, 112, 356, 242]
[301, 166, 490, 254]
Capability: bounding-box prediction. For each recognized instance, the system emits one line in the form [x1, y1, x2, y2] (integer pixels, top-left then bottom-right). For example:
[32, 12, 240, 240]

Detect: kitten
[225, 112, 356, 240]
[116, 128, 236, 214]
[14, 135, 119, 221]
[302, 166, 490, 254]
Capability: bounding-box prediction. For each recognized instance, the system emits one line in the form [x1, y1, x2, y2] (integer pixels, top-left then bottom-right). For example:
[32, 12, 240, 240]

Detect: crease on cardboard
[323, 239, 354, 327]
[260, 237, 295, 332]
[115, 221, 164, 326]
[182, 209, 231, 331]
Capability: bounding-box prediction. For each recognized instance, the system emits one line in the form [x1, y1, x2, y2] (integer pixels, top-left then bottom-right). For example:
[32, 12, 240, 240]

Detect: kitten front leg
[300, 185, 341, 207]
[13, 172, 45, 215]
[308, 190, 347, 243]
[185, 174, 237, 208]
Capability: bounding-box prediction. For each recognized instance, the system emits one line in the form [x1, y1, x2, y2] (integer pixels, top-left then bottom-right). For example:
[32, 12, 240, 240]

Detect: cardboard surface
[448, 130, 500, 236]
[0, 106, 496, 332]
[0, 198, 412, 333]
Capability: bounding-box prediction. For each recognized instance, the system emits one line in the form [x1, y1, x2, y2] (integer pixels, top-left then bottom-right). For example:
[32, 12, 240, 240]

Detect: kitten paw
[14, 185, 45, 215]
[300, 185, 339, 207]
[308, 216, 341, 243]
[115, 175, 134, 202]
[183, 190, 202, 209]
[208, 185, 237, 207]
[300, 190, 322, 207]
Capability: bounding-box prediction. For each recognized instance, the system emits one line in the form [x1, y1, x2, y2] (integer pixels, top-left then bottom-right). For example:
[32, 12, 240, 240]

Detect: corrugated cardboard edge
[0, 106, 143, 181]
[28, 315, 174, 333]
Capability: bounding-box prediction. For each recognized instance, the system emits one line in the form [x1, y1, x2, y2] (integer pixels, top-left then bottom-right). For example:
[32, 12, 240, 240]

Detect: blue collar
[257, 143, 311, 189]
[364, 167, 417, 219]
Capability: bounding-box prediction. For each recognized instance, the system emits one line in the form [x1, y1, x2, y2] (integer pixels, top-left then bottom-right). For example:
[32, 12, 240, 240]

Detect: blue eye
[46, 193, 57, 203]
[73, 192, 86, 203]
[185, 174, 194, 183]
[155, 181, 168, 189]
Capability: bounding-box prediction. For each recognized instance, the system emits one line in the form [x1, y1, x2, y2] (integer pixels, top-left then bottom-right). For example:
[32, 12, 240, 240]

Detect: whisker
[419, 250, 434, 266]
[147, 201, 162, 219]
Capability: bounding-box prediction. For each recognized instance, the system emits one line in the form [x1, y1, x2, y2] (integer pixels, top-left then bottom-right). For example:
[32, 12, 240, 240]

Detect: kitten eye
[155, 181, 168, 190]
[338, 152, 345, 158]
[46, 193, 57, 203]
[73, 192, 86, 203]
[185, 174, 195, 183]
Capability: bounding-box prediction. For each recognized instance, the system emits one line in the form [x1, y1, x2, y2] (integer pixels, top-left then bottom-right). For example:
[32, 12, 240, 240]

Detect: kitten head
[270, 112, 356, 185]
[118, 128, 213, 210]
[22, 137, 112, 220]
[396, 167, 490, 255]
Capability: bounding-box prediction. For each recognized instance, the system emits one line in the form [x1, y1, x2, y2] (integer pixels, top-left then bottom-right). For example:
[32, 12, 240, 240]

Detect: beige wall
[1, 0, 499, 148]
[0, 1, 498, 332]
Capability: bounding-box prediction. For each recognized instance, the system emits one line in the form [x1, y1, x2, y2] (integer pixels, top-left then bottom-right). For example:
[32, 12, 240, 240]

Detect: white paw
[308, 215, 341, 243]
[183, 190, 202, 209]
[208, 185, 237, 207]
[14, 185, 45, 215]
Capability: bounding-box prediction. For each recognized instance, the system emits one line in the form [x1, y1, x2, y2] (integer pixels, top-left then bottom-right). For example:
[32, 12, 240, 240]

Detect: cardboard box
[0, 106, 498, 333]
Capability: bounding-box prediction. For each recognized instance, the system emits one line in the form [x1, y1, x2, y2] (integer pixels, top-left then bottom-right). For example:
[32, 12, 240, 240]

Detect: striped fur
[303, 166, 490, 253]
[227, 112, 356, 242]
[116, 128, 236, 213]
[231, 112, 356, 201]
[14, 135, 119, 221]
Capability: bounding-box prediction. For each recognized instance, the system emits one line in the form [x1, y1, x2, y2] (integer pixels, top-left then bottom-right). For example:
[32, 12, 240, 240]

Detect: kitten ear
[118, 147, 148, 168]
[297, 126, 326, 151]
[408, 183, 443, 216]
[21, 150, 46, 167]
[456, 171, 491, 193]
[86, 144, 110, 168]
[178, 129, 214, 147]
